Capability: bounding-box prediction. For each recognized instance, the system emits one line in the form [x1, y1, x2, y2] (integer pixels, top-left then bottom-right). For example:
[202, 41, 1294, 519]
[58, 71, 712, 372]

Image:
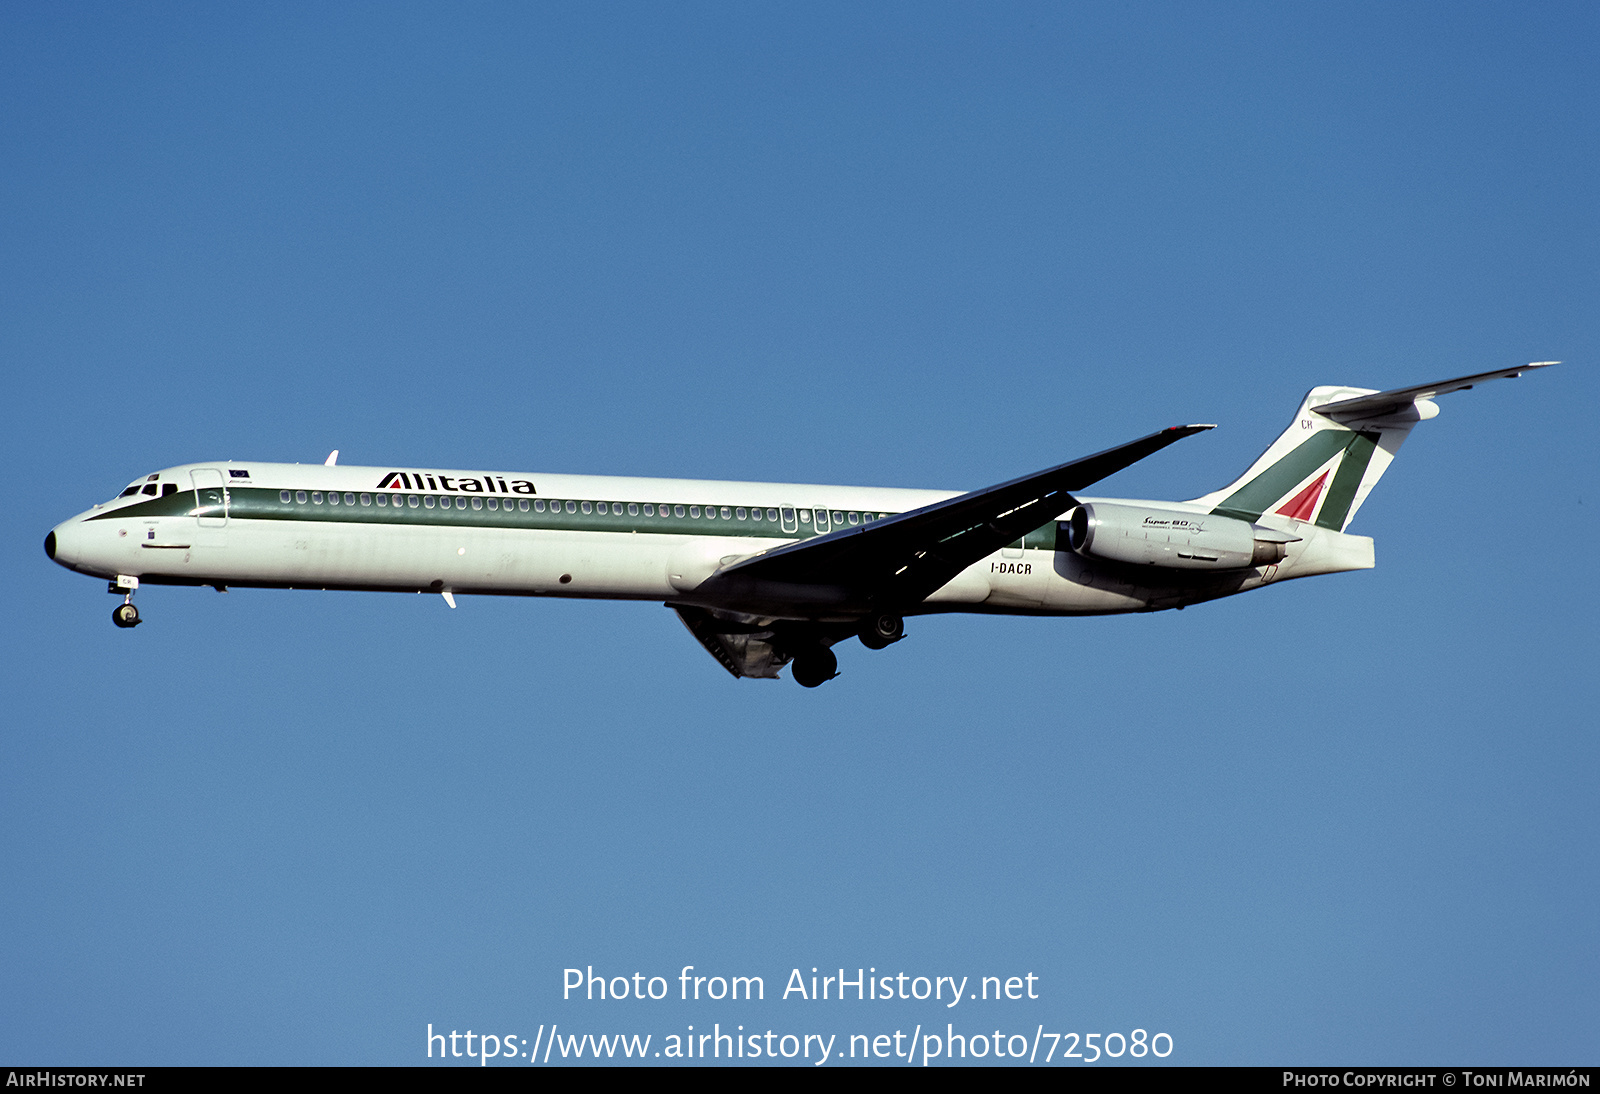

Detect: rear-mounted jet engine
[1063, 502, 1297, 571]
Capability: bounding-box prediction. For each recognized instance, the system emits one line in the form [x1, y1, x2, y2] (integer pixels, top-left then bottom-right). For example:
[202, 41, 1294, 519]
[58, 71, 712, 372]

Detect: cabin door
[191, 469, 229, 528]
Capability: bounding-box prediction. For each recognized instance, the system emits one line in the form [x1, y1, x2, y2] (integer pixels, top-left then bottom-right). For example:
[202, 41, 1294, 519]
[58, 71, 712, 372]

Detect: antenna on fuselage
[324, 450, 339, 466]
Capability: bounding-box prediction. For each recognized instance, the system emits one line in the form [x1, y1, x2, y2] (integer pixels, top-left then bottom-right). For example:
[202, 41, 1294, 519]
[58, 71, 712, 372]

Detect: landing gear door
[191, 468, 228, 528]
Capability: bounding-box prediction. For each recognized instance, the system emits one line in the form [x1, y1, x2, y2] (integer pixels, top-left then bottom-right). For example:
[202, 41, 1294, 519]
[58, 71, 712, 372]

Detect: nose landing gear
[109, 575, 142, 628]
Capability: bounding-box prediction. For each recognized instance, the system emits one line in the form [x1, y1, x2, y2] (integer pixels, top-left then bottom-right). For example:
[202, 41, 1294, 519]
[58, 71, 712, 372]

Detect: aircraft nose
[45, 518, 87, 571]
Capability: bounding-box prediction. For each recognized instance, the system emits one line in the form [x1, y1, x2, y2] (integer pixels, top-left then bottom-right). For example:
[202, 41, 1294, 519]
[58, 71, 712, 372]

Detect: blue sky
[2, 2, 1595, 1066]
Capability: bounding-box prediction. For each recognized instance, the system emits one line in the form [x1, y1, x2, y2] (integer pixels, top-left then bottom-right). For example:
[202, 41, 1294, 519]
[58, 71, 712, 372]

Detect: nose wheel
[109, 575, 142, 628]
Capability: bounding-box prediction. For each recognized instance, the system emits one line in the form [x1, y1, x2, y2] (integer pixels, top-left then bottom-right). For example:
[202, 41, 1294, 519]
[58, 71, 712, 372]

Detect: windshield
[113, 475, 167, 501]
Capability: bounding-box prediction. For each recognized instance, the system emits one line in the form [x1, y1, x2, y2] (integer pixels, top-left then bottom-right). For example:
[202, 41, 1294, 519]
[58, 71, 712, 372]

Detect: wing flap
[674, 606, 791, 679]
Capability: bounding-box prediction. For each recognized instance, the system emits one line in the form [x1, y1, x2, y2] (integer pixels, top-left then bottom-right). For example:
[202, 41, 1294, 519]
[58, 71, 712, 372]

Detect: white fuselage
[46, 460, 1374, 620]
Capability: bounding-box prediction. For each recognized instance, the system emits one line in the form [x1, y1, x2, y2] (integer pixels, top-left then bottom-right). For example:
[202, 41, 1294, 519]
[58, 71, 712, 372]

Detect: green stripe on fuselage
[92, 488, 888, 541]
[88, 487, 1067, 549]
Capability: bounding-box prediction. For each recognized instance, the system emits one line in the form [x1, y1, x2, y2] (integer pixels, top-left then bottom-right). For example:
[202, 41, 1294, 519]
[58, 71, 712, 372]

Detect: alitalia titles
[375, 471, 536, 495]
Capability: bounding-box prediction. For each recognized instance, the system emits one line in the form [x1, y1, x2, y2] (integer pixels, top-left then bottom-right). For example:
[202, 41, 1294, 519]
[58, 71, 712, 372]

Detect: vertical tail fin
[1189, 364, 1555, 532]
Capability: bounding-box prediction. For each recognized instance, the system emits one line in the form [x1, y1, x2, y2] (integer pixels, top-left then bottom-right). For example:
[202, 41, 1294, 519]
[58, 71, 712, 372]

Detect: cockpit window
[141, 484, 158, 496]
[119, 486, 141, 498]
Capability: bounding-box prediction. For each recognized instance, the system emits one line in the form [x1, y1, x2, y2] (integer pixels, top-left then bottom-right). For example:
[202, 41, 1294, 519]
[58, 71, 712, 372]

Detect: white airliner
[46, 364, 1552, 686]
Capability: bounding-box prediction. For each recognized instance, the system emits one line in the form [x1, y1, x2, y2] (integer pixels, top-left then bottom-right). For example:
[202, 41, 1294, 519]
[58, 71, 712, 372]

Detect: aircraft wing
[706, 424, 1212, 611]
[1313, 361, 1558, 420]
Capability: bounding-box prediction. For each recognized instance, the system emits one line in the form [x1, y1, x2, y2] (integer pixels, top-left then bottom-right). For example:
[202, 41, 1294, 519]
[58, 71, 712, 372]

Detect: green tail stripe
[1210, 431, 1356, 522]
[1314, 431, 1379, 531]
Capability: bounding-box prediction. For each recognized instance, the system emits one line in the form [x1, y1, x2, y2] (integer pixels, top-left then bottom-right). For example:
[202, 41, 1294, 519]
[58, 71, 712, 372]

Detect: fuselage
[45, 459, 1373, 620]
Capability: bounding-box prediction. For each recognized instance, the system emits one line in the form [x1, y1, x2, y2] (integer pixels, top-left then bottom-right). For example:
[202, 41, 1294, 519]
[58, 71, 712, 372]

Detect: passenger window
[832, 511, 843, 523]
[799, 510, 811, 523]
[689, 506, 700, 518]
[643, 504, 653, 516]
[736, 507, 747, 519]
[312, 492, 323, 503]
[486, 498, 497, 510]
[328, 493, 339, 505]
[454, 497, 466, 509]
[345, 493, 355, 505]
[423, 496, 435, 508]
[848, 512, 859, 525]
[721, 506, 731, 519]
[581, 501, 592, 514]
[376, 494, 388, 506]
[519, 499, 529, 511]
[296, 491, 307, 503]
[767, 508, 779, 521]
[565, 501, 576, 513]
[628, 503, 638, 516]
[361, 493, 371, 506]
[408, 495, 420, 507]
[471, 497, 483, 510]
[280, 491, 292, 503]
[597, 502, 608, 514]
[674, 505, 685, 518]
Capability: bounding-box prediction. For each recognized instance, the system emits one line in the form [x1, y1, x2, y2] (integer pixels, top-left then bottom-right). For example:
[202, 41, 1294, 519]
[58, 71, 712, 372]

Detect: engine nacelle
[1063, 503, 1295, 571]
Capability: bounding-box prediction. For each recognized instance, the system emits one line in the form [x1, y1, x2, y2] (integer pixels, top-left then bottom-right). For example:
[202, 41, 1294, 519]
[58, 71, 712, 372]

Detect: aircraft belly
[921, 567, 991, 605]
[1041, 549, 1149, 613]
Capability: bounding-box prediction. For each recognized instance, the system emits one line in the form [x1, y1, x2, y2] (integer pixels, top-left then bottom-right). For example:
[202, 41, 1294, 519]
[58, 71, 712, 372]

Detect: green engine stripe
[1211, 431, 1356, 522]
[1314, 431, 1379, 530]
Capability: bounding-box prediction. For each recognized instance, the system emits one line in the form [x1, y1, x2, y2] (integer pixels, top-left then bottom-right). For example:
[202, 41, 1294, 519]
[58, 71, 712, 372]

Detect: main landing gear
[109, 575, 141, 628]
[790, 613, 907, 687]
[790, 646, 838, 689]
[857, 612, 904, 650]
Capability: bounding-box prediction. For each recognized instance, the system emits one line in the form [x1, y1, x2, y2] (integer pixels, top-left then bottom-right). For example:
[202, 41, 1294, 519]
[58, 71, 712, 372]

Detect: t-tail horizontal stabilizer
[1193, 361, 1557, 532]
[1312, 361, 1559, 421]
